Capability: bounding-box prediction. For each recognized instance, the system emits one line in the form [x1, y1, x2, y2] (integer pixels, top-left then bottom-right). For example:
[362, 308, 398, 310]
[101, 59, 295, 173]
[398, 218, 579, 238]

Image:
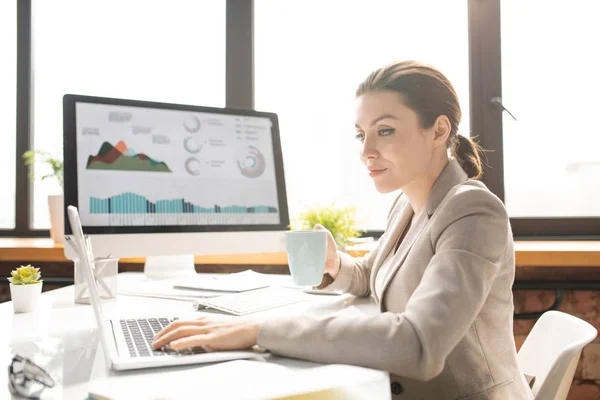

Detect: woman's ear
[432, 115, 451, 147]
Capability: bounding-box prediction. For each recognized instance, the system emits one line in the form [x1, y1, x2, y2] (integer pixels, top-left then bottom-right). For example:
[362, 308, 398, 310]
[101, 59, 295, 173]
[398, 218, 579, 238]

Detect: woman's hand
[152, 316, 262, 352]
[313, 224, 341, 280]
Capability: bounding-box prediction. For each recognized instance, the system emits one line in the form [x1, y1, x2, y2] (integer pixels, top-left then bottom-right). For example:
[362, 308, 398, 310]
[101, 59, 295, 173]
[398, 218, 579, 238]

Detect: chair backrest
[517, 310, 597, 400]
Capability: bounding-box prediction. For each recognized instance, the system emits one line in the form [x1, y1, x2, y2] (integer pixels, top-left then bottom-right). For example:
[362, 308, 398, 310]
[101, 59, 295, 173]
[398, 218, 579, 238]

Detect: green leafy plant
[291, 202, 363, 249]
[7, 265, 42, 285]
[22, 150, 63, 189]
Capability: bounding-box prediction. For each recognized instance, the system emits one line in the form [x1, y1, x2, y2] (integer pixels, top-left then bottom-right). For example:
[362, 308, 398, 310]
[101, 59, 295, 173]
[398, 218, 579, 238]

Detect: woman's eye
[379, 128, 395, 136]
[354, 132, 365, 141]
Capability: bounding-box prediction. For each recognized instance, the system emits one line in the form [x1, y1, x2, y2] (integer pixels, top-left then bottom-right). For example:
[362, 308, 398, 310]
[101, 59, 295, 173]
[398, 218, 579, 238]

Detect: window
[0, 0, 17, 229]
[255, 0, 469, 230]
[31, 0, 225, 228]
[501, 0, 600, 218]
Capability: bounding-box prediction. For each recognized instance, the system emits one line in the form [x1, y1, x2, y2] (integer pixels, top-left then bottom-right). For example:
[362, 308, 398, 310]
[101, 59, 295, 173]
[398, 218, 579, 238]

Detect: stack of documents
[118, 270, 298, 302]
[118, 280, 222, 301]
[173, 270, 297, 292]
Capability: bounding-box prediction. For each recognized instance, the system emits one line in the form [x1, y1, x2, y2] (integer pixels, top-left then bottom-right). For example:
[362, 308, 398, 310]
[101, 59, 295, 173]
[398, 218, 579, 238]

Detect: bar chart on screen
[88, 192, 279, 226]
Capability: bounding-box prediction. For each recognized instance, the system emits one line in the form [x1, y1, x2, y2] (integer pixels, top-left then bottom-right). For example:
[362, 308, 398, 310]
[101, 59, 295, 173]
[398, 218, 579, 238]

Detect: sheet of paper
[118, 280, 223, 300]
[173, 270, 298, 293]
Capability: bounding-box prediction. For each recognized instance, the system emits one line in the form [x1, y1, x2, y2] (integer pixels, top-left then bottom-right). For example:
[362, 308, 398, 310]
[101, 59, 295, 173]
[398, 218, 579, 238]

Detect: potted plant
[290, 202, 364, 250]
[23, 150, 64, 243]
[8, 265, 44, 313]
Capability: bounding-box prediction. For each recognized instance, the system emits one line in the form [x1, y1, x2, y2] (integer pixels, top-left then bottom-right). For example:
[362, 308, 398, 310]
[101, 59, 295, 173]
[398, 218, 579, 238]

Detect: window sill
[0, 237, 599, 267]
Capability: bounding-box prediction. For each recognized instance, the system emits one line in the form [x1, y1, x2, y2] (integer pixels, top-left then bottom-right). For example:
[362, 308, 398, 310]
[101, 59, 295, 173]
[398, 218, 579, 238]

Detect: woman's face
[355, 90, 436, 193]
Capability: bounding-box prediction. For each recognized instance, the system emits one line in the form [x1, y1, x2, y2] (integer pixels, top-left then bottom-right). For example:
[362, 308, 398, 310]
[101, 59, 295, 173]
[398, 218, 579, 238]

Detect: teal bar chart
[90, 193, 277, 215]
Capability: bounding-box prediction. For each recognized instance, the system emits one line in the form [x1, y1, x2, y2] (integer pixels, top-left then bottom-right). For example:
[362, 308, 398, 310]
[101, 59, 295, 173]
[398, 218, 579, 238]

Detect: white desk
[1, 272, 390, 399]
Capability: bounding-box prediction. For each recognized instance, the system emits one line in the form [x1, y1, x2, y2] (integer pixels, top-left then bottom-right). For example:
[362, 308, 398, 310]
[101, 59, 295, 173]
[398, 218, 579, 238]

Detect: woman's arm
[319, 194, 404, 297]
[258, 188, 508, 380]
[321, 243, 382, 297]
[152, 195, 407, 353]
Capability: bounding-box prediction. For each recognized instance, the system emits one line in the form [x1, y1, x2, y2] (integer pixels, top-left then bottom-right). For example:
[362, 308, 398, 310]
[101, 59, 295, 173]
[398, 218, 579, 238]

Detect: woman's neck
[402, 155, 450, 217]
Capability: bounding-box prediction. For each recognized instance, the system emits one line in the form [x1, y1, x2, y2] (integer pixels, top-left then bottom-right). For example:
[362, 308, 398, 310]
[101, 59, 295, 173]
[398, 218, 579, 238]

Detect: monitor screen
[63, 95, 289, 235]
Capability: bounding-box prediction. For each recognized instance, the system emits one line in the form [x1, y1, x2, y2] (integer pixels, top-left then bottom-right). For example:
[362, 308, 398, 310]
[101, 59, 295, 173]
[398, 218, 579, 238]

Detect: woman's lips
[369, 169, 386, 177]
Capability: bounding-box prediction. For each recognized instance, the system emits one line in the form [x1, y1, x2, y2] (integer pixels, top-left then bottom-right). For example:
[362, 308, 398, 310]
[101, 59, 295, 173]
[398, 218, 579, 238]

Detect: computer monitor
[63, 94, 289, 278]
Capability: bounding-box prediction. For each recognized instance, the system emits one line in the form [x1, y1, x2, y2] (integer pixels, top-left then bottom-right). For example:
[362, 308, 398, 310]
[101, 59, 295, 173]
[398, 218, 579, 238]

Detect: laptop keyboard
[119, 317, 205, 358]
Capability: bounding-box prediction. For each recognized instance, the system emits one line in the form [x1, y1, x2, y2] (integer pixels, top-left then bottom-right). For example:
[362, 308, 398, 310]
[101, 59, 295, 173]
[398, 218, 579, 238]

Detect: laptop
[66, 205, 262, 371]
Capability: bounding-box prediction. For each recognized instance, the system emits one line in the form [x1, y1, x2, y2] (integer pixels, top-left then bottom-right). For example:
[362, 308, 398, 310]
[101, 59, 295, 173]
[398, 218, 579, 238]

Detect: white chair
[517, 310, 598, 400]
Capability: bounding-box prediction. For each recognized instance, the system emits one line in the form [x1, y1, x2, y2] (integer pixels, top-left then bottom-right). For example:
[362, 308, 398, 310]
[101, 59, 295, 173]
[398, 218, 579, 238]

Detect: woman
[153, 61, 534, 399]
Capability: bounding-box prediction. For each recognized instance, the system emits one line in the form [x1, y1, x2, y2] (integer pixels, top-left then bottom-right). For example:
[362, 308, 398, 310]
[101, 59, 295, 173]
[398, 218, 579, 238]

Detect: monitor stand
[143, 255, 197, 280]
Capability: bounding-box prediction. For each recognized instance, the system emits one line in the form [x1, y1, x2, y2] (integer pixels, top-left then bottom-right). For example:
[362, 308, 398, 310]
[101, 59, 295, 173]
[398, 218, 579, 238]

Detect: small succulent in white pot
[8, 265, 44, 313]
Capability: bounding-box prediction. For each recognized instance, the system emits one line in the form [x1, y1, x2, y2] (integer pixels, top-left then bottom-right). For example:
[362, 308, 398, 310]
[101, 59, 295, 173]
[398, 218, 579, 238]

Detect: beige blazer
[258, 158, 534, 399]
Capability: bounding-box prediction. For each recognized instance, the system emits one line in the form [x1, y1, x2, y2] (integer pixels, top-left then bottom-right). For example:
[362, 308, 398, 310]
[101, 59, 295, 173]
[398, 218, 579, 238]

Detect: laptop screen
[66, 206, 112, 362]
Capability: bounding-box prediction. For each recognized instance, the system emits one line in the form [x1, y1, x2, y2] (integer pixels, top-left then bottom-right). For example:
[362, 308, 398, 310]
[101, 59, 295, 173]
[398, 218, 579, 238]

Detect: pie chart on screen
[184, 115, 201, 133]
[185, 157, 202, 176]
[236, 145, 265, 178]
[184, 137, 202, 154]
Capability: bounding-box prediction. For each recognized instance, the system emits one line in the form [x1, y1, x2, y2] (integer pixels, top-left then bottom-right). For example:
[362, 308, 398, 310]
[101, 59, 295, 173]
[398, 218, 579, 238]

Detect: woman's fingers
[153, 317, 207, 342]
[151, 319, 261, 352]
[152, 323, 211, 349]
[169, 334, 212, 351]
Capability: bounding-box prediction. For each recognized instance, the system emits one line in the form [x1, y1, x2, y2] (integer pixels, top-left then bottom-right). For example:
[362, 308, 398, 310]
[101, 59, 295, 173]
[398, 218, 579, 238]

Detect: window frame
[3, 0, 599, 239]
[469, 0, 600, 239]
[12, 0, 33, 236]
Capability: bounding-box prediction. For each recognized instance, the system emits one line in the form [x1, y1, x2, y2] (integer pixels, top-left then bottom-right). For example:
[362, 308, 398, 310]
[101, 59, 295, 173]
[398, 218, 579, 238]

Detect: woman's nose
[360, 136, 379, 159]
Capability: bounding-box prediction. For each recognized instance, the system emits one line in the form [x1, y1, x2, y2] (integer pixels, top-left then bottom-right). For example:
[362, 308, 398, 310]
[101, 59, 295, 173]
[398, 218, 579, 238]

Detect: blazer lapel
[369, 204, 413, 303]
[378, 208, 428, 307]
[377, 158, 469, 308]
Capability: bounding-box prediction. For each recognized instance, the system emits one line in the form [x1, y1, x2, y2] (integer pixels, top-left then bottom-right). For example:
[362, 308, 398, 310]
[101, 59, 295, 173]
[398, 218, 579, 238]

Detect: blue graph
[90, 192, 277, 215]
